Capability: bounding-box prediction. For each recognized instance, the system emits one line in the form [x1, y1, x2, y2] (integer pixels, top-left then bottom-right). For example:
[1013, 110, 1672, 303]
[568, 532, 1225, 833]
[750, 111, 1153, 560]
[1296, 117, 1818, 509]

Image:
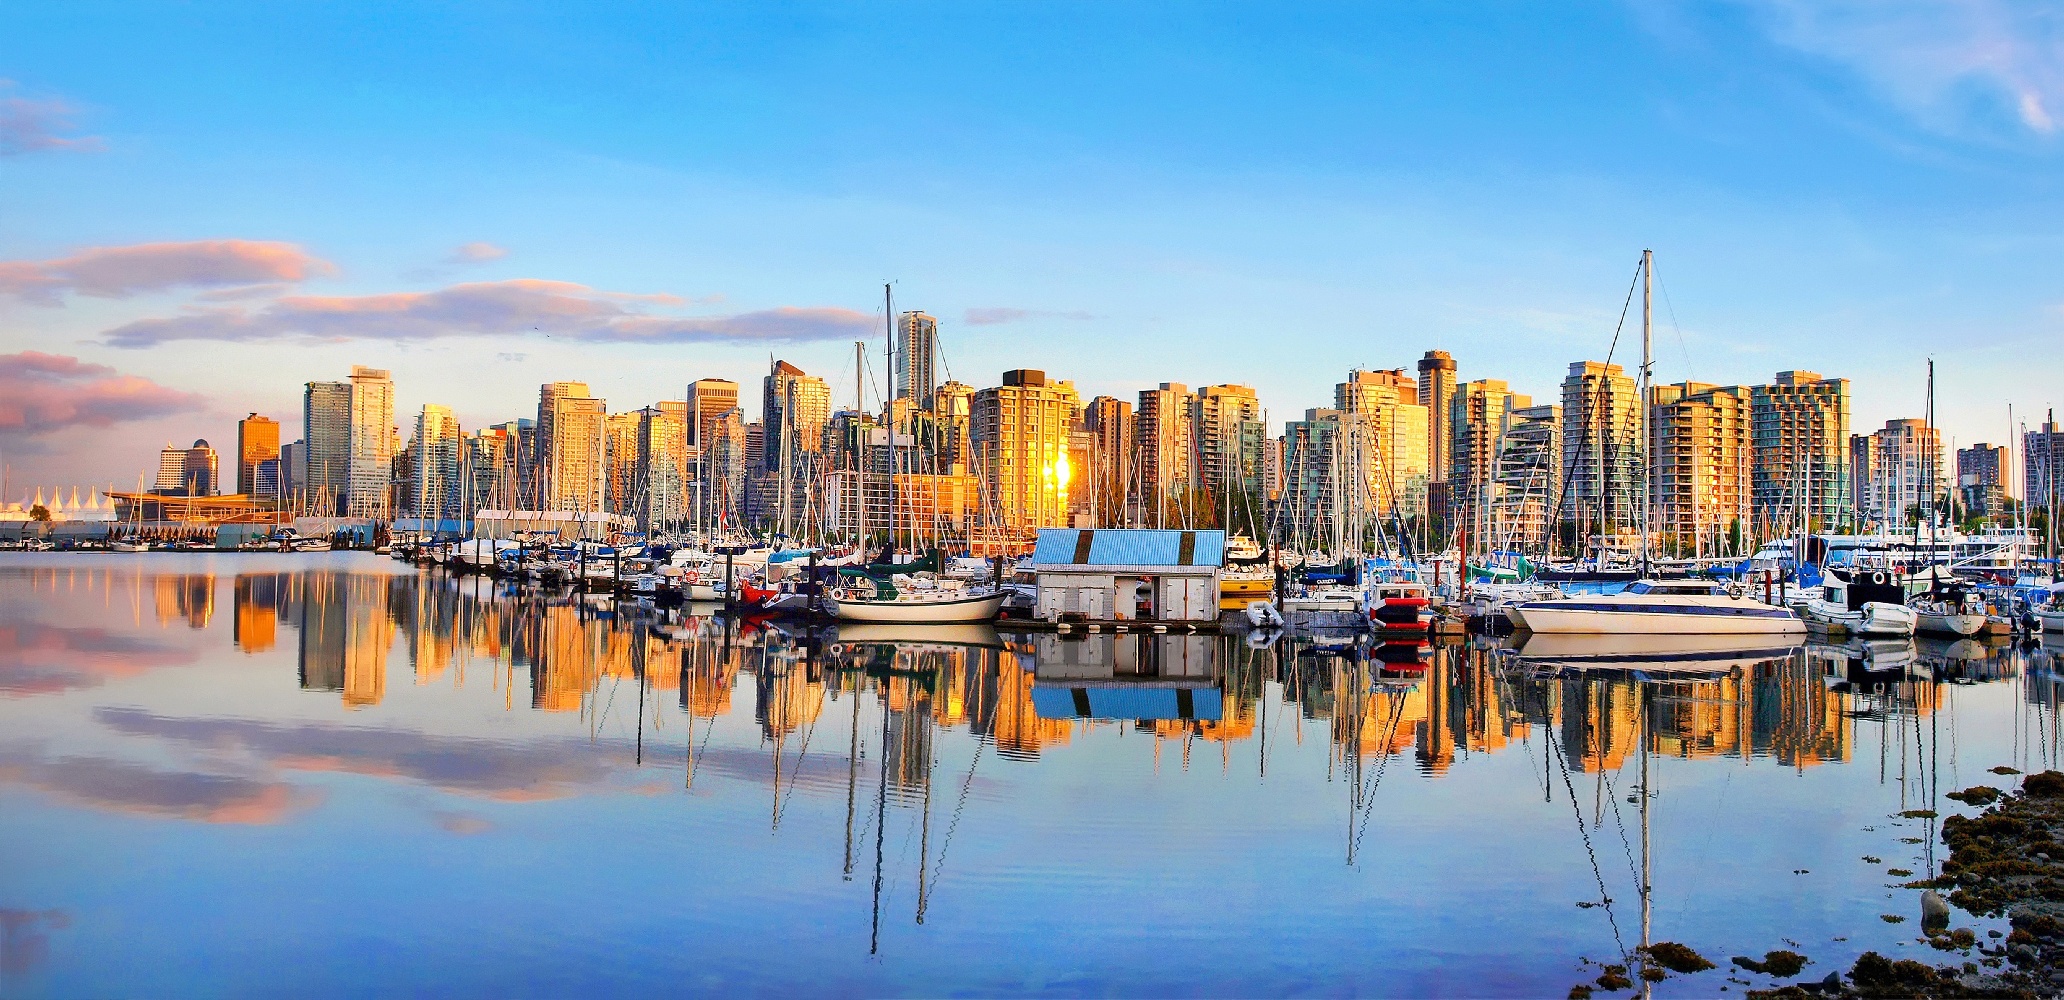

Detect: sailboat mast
[884, 284, 896, 560]
[1639, 248, 1653, 574]
[855, 340, 866, 549]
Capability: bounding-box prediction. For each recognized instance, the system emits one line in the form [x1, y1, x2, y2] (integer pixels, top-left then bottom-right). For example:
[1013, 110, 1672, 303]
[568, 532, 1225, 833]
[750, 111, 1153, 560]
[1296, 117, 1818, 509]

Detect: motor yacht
[1511, 578, 1804, 636]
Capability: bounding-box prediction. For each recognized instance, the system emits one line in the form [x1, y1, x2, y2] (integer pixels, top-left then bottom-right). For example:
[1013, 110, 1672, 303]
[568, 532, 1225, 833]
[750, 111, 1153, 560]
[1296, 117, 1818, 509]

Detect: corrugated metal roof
[1029, 528, 1225, 567]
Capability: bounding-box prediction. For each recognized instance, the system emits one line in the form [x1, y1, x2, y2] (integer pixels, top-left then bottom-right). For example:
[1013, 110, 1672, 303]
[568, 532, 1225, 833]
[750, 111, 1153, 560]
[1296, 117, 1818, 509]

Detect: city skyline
[4, 5, 2064, 493]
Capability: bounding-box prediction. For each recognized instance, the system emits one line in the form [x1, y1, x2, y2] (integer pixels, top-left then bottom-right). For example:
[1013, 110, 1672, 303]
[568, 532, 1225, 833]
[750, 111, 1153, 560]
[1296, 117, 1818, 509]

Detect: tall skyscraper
[1957, 443, 2009, 518]
[1861, 418, 1941, 530]
[1559, 361, 1640, 533]
[1418, 350, 1457, 486]
[1135, 383, 1196, 515]
[1648, 382, 1751, 549]
[1449, 379, 1531, 532]
[2025, 418, 2063, 531]
[1492, 404, 1561, 551]
[237, 413, 279, 498]
[1279, 408, 1345, 549]
[182, 440, 219, 496]
[1194, 384, 1265, 506]
[971, 370, 1081, 532]
[895, 311, 938, 405]
[761, 361, 831, 472]
[534, 381, 591, 505]
[1750, 370, 1851, 534]
[462, 421, 523, 512]
[154, 442, 188, 495]
[1081, 395, 1134, 527]
[544, 393, 608, 511]
[1335, 369, 1428, 518]
[303, 380, 351, 515]
[604, 411, 642, 518]
[687, 378, 740, 449]
[636, 404, 690, 531]
[344, 366, 395, 518]
[410, 404, 463, 522]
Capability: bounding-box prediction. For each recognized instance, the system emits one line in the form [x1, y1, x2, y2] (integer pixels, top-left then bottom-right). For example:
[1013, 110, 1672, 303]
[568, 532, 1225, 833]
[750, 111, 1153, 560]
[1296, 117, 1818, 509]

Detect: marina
[6, 552, 2064, 994]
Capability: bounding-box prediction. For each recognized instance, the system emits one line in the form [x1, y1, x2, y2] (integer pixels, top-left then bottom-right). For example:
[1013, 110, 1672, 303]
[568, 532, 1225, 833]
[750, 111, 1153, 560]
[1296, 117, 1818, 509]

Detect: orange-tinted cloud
[0, 240, 334, 305]
[0, 352, 207, 438]
[100, 280, 873, 348]
[447, 242, 508, 264]
[0, 752, 319, 825]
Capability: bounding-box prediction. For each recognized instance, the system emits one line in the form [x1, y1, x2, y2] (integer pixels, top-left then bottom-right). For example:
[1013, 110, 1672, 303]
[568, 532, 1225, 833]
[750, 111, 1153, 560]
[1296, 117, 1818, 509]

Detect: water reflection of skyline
[13, 562, 2063, 779]
[14, 559, 2064, 991]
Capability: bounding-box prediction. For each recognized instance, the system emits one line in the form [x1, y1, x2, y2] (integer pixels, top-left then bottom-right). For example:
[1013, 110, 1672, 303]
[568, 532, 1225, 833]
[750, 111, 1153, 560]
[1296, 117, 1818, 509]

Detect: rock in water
[1921, 889, 1951, 931]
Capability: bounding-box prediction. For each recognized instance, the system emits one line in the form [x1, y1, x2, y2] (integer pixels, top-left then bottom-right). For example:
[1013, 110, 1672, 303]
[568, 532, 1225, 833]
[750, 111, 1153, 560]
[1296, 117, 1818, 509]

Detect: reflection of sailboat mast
[1640, 684, 1652, 988]
[870, 685, 890, 956]
[844, 674, 860, 881]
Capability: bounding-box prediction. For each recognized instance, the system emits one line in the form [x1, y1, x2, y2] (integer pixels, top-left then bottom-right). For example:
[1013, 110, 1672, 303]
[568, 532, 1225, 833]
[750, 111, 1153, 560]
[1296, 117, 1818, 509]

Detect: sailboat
[827, 284, 1003, 625]
[1514, 251, 1804, 638]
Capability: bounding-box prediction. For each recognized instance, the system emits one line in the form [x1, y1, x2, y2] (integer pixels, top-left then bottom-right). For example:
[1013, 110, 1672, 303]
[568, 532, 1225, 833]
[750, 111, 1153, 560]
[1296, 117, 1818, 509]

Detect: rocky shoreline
[1570, 770, 2064, 999]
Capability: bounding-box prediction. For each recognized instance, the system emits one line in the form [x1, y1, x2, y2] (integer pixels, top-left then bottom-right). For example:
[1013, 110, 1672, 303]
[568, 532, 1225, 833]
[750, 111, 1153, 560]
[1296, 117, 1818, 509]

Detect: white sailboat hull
[1916, 610, 1986, 637]
[1801, 599, 1918, 638]
[828, 591, 1006, 624]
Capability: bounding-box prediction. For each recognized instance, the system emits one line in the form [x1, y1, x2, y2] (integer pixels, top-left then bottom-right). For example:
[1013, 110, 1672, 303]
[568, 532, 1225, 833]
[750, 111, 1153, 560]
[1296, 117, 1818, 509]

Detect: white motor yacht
[1799, 570, 1918, 638]
[1512, 578, 1804, 636]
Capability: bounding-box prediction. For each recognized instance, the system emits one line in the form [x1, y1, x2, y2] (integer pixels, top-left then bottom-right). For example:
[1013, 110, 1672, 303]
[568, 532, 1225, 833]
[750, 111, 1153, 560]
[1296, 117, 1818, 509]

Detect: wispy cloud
[0, 352, 208, 437]
[1739, 0, 2064, 136]
[0, 747, 318, 825]
[447, 241, 508, 264]
[100, 279, 874, 348]
[963, 306, 1095, 326]
[0, 82, 103, 156]
[0, 240, 335, 305]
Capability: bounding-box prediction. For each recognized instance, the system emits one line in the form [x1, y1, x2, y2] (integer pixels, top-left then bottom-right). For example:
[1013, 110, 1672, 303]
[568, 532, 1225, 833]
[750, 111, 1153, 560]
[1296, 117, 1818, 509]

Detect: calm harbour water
[4, 552, 2062, 997]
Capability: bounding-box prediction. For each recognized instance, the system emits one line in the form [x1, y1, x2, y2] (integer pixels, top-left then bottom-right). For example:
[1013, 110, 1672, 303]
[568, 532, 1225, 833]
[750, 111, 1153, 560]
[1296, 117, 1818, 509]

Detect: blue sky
[2, 2, 2061, 491]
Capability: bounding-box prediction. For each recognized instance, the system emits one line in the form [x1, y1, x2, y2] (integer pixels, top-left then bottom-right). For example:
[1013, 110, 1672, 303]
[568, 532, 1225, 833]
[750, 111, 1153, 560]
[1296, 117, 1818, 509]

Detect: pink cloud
[0, 240, 335, 305]
[964, 306, 1095, 325]
[100, 279, 873, 347]
[0, 351, 208, 436]
[447, 241, 509, 264]
[0, 84, 102, 157]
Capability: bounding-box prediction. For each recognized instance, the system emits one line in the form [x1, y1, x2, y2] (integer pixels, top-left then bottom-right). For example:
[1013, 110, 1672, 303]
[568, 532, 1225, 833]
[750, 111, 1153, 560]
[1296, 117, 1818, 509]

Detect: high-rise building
[544, 393, 607, 511]
[932, 379, 975, 470]
[282, 440, 306, 505]
[1849, 433, 1873, 524]
[1335, 369, 1428, 518]
[1135, 383, 1196, 517]
[895, 311, 938, 405]
[761, 360, 831, 472]
[236, 413, 279, 498]
[604, 411, 642, 518]
[1750, 371, 1851, 534]
[154, 443, 187, 494]
[1648, 382, 1751, 550]
[344, 366, 395, 518]
[1860, 418, 1941, 530]
[534, 381, 591, 505]
[1418, 350, 1457, 488]
[462, 421, 523, 512]
[1449, 379, 1530, 531]
[182, 439, 219, 496]
[1081, 396, 1134, 528]
[971, 370, 1080, 533]
[1957, 443, 2009, 519]
[1279, 408, 1346, 549]
[636, 404, 689, 531]
[1559, 361, 1640, 534]
[410, 404, 463, 522]
[2026, 419, 2063, 531]
[1194, 384, 1266, 511]
[303, 380, 351, 515]
[687, 378, 739, 450]
[1491, 404, 1561, 551]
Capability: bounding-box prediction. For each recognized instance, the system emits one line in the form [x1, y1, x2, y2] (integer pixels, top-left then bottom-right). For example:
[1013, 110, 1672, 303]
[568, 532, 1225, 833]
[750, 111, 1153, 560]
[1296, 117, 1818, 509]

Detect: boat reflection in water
[13, 554, 2064, 995]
